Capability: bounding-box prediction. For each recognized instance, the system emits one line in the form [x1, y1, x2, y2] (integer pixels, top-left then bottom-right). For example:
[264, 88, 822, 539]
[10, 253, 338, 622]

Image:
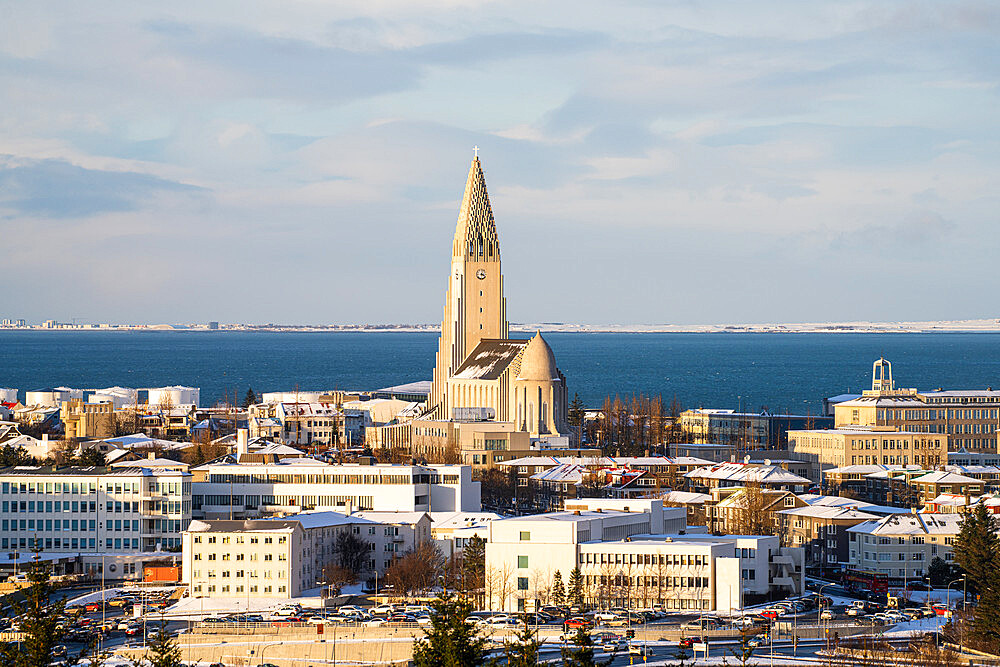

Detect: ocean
[2, 331, 1000, 413]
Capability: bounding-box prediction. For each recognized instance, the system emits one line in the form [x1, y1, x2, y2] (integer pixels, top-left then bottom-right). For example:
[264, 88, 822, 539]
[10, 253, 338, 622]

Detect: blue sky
[1, 1, 997, 325]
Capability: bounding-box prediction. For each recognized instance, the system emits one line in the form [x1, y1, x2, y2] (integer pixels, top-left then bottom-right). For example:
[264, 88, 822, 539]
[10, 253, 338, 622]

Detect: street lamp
[944, 576, 967, 651]
[817, 583, 835, 653]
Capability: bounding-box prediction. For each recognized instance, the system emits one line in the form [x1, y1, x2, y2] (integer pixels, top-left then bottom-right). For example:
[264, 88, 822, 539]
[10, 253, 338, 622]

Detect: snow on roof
[777, 505, 879, 520]
[684, 462, 811, 485]
[109, 457, 188, 469]
[272, 510, 364, 529]
[352, 511, 427, 524]
[848, 512, 962, 536]
[452, 339, 529, 380]
[799, 494, 875, 508]
[531, 463, 586, 484]
[376, 380, 432, 395]
[661, 490, 711, 505]
[99, 433, 191, 450]
[911, 471, 982, 485]
[428, 511, 505, 529]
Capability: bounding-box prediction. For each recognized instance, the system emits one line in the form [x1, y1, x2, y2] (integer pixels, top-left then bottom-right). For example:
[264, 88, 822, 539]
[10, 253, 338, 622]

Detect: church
[428, 154, 569, 438]
[367, 154, 573, 460]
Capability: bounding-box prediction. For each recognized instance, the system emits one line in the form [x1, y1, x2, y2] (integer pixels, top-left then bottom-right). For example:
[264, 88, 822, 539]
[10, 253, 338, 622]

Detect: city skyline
[1, 2, 998, 325]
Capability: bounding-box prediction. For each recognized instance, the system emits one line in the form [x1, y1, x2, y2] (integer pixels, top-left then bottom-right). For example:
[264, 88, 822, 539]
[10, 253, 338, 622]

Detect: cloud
[0, 156, 204, 219]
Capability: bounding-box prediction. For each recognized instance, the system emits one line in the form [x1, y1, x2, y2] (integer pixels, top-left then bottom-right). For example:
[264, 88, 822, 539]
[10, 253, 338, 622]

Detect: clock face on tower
[476, 269, 486, 280]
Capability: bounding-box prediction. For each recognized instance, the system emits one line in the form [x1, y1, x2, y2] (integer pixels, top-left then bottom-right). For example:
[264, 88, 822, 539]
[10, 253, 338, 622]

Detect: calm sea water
[1, 331, 999, 413]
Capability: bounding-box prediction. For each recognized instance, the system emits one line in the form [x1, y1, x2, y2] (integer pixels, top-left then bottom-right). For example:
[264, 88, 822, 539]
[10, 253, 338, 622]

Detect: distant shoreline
[2, 319, 1000, 335]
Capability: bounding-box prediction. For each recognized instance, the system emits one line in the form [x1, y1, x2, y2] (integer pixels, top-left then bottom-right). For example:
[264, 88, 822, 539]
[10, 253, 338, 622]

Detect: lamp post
[945, 576, 966, 651]
[818, 583, 835, 653]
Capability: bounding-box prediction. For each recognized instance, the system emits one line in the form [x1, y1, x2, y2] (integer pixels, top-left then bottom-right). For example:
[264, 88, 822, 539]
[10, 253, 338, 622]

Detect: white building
[182, 510, 383, 599]
[25, 387, 83, 408]
[191, 459, 480, 518]
[0, 464, 192, 577]
[248, 402, 343, 446]
[847, 511, 961, 584]
[484, 499, 802, 612]
[352, 511, 432, 565]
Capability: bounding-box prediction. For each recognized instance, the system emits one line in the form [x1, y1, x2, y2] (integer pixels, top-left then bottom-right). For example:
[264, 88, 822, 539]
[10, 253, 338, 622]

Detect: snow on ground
[882, 615, 946, 637]
[165, 592, 328, 620]
[908, 589, 966, 607]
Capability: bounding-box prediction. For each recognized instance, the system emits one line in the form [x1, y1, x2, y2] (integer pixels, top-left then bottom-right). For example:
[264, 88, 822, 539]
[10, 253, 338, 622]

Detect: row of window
[579, 552, 710, 567]
[192, 570, 286, 579]
[193, 534, 286, 544]
[192, 584, 286, 594]
[193, 553, 286, 561]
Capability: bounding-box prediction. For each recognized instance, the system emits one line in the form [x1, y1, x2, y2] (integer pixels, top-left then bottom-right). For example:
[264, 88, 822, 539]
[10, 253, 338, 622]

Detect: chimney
[42, 434, 49, 443]
[147, 452, 155, 460]
[236, 428, 249, 457]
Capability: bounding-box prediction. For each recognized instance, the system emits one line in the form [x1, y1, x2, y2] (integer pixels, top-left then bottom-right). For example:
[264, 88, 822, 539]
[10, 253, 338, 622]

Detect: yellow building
[788, 426, 947, 473]
[834, 358, 1000, 454]
[61, 399, 115, 440]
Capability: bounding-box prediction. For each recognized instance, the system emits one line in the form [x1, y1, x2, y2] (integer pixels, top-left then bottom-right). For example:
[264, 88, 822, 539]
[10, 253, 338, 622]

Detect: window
[519, 531, 530, 541]
[517, 577, 529, 591]
[517, 556, 528, 568]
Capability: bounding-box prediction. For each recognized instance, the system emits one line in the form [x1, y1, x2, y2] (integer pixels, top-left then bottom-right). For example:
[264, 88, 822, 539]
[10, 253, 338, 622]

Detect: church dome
[516, 332, 560, 382]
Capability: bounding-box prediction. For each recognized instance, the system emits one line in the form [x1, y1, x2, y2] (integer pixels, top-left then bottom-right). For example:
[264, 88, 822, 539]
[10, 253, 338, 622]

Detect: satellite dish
[743, 455, 751, 464]
[765, 459, 772, 466]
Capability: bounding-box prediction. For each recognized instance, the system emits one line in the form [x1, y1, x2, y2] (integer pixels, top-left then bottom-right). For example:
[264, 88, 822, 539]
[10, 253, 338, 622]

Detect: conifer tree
[560, 628, 610, 667]
[0, 552, 76, 667]
[413, 591, 491, 667]
[147, 624, 182, 667]
[567, 567, 584, 608]
[242, 387, 258, 408]
[953, 503, 1000, 597]
[551, 570, 566, 607]
[506, 616, 542, 667]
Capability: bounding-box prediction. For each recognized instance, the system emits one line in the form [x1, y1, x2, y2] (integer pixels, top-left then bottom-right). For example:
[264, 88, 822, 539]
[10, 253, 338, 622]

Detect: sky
[1, 1, 998, 326]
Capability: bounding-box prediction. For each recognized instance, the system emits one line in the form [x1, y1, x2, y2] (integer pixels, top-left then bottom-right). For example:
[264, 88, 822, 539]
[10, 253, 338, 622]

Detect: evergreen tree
[505, 616, 542, 666]
[927, 556, 960, 587]
[567, 567, 584, 608]
[568, 394, 586, 444]
[953, 504, 1000, 596]
[242, 387, 258, 409]
[462, 535, 486, 606]
[560, 628, 610, 667]
[413, 591, 491, 667]
[77, 448, 106, 467]
[147, 623, 182, 667]
[551, 570, 566, 607]
[0, 552, 73, 667]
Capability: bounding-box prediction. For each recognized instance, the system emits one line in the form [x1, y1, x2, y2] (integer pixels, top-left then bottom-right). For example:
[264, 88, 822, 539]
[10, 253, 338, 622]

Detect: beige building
[834, 358, 1000, 454]
[847, 512, 961, 584]
[788, 426, 948, 473]
[183, 511, 383, 599]
[62, 399, 115, 440]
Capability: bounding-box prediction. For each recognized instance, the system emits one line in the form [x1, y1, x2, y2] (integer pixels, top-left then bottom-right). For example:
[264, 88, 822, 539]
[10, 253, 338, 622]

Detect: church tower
[429, 155, 508, 417]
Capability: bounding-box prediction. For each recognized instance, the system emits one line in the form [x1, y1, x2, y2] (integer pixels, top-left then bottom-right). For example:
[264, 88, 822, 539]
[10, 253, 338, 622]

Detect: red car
[85, 602, 102, 612]
[564, 617, 593, 630]
[678, 636, 701, 648]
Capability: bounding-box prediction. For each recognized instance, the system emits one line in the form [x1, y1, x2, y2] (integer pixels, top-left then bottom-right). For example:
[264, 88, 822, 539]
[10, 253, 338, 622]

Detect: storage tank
[261, 391, 324, 404]
[147, 386, 200, 407]
[89, 387, 138, 409]
[0, 388, 17, 403]
[25, 387, 83, 407]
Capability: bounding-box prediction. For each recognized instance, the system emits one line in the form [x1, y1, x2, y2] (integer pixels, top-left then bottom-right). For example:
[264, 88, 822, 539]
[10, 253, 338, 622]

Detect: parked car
[564, 617, 593, 630]
[681, 618, 719, 631]
[602, 638, 625, 653]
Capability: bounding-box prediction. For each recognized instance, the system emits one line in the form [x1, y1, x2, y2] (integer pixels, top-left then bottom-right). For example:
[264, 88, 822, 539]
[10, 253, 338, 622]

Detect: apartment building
[191, 458, 480, 519]
[683, 462, 812, 495]
[247, 402, 345, 446]
[485, 499, 802, 612]
[182, 511, 386, 599]
[788, 427, 948, 474]
[679, 409, 832, 450]
[777, 505, 880, 575]
[834, 358, 1000, 453]
[0, 465, 192, 575]
[847, 512, 961, 585]
[61, 399, 116, 440]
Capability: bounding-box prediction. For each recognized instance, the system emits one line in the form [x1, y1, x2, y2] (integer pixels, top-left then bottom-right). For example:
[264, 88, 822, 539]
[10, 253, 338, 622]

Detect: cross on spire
[473, 145, 479, 158]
